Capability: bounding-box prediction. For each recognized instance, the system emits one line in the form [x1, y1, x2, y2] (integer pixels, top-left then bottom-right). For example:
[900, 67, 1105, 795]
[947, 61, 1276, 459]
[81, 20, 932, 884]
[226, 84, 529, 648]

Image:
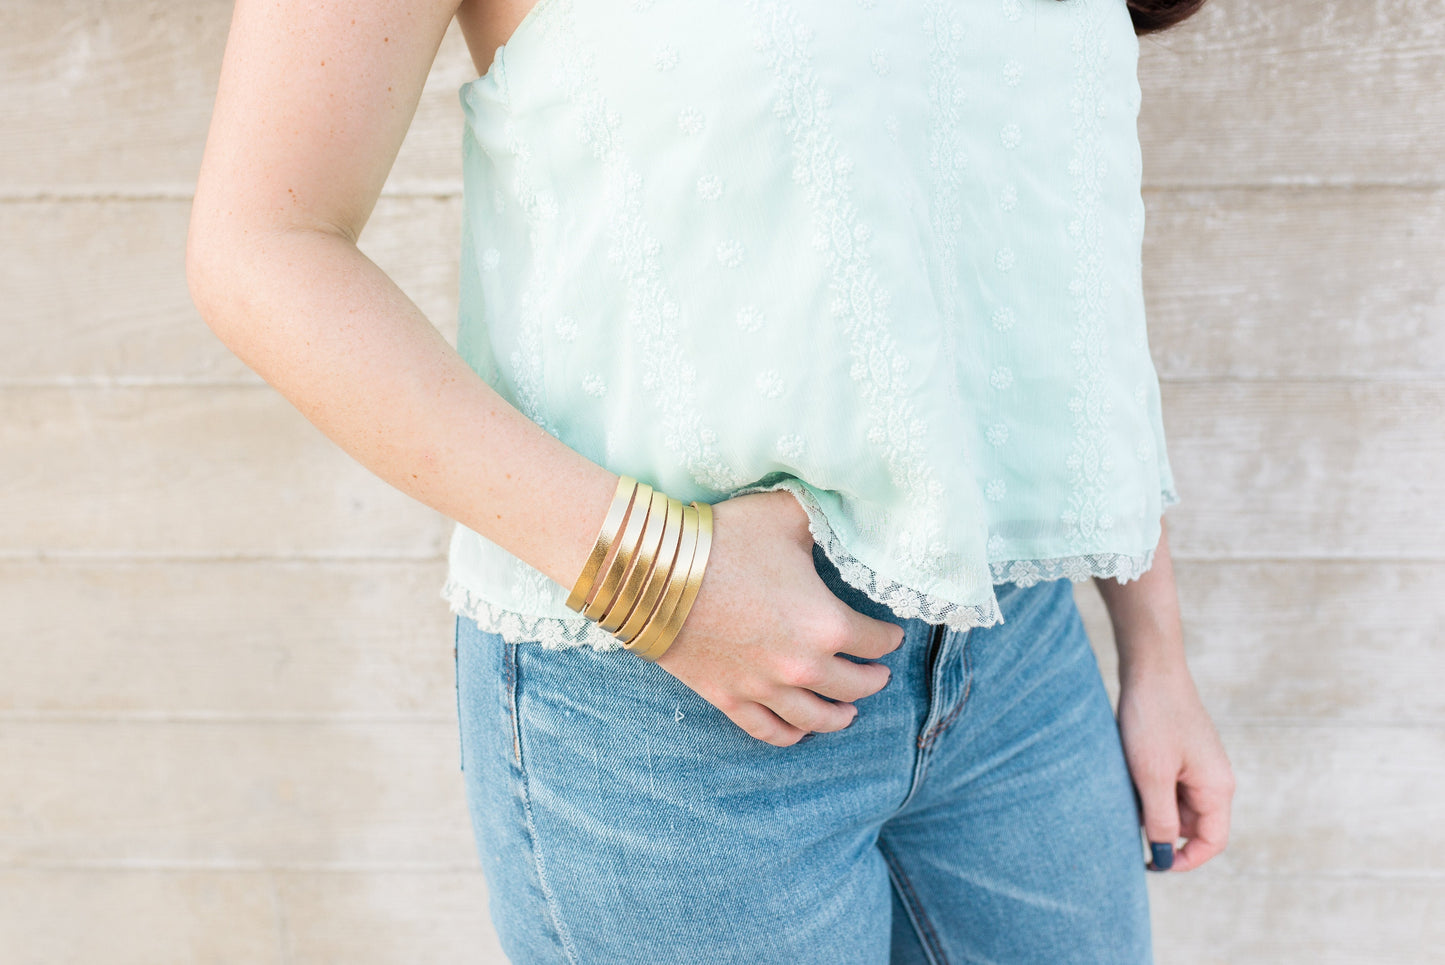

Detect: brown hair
[1120, 0, 1208, 34]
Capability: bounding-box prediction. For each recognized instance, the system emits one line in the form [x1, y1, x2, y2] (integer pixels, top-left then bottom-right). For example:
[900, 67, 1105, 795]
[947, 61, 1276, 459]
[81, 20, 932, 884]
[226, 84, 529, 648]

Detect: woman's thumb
[1134, 774, 1180, 871]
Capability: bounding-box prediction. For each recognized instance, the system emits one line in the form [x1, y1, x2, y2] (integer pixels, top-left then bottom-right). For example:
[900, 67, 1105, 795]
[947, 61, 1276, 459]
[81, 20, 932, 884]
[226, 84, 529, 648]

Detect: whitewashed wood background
[2, 1, 1441, 962]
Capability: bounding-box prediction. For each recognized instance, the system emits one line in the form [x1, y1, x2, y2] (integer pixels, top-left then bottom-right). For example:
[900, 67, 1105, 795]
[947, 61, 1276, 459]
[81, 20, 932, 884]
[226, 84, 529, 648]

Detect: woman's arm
[1094, 519, 1188, 681]
[186, 0, 617, 590]
[185, 0, 902, 747]
[1094, 520, 1236, 873]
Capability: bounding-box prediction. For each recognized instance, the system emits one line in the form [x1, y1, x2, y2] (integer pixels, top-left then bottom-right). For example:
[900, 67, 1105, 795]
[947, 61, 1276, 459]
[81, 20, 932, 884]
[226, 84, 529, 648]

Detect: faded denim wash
[453, 540, 1153, 964]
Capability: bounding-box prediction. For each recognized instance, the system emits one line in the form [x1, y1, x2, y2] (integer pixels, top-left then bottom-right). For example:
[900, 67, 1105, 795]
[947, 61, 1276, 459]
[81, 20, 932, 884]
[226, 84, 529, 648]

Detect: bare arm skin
[1094, 520, 1237, 871]
[186, 0, 901, 747]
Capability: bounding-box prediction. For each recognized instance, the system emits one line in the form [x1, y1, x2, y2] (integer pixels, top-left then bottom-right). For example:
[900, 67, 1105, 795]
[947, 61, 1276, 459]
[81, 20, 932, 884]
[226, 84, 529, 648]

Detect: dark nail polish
[1148, 841, 1174, 871]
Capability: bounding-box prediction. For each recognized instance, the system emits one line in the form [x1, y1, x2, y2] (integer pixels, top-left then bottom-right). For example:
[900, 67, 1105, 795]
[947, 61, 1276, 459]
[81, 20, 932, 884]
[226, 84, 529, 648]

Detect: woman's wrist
[1095, 518, 1191, 684]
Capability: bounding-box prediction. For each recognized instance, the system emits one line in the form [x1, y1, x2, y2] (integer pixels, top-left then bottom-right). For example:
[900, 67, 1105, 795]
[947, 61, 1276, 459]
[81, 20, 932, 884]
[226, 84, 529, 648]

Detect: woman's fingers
[834, 610, 908, 661]
[1135, 767, 1182, 869]
[723, 700, 812, 748]
[1169, 776, 1234, 872]
[765, 687, 859, 735]
[789, 653, 893, 705]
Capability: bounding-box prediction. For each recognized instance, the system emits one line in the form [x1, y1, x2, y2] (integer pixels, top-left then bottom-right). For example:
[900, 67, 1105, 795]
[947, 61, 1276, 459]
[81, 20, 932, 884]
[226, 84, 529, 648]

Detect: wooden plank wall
[2, 1, 1440, 961]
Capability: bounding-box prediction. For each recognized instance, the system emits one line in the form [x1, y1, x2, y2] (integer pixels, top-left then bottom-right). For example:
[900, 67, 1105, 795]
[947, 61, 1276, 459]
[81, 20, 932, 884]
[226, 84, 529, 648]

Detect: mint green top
[441, 0, 1178, 651]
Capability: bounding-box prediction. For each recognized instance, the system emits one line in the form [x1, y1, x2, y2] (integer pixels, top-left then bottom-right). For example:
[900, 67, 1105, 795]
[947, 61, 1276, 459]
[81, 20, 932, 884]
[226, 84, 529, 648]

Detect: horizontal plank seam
[5, 551, 1443, 565]
[0, 861, 484, 873]
[4, 376, 1444, 390]
[5, 181, 1444, 203]
[3, 713, 1442, 728]
[1, 862, 1441, 880]
[0, 712, 455, 723]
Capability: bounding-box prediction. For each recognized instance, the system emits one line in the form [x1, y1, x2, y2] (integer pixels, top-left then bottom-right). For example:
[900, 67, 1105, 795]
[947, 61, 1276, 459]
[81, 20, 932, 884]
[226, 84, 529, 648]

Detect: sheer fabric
[441, 0, 1178, 650]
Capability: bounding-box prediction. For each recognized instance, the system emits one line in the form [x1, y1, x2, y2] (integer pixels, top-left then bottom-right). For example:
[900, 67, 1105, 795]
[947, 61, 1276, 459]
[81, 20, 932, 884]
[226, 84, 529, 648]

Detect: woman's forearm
[185, 223, 619, 594]
[1093, 518, 1189, 682]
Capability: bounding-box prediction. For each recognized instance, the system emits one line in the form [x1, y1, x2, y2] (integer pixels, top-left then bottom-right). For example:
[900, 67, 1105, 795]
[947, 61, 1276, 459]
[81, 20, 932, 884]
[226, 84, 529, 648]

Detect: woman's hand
[1117, 664, 1235, 872]
[651, 489, 904, 747]
[1095, 518, 1235, 872]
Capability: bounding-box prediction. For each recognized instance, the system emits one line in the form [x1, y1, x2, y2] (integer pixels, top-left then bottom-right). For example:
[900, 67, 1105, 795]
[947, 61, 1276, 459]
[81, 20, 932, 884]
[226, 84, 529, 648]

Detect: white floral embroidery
[715, 239, 745, 268]
[444, 0, 1182, 651]
[678, 105, 706, 135]
[581, 372, 607, 398]
[736, 304, 765, 333]
[989, 366, 1014, 390]
[546, 0, 749, 494]
[695, 173, 723, 200]
[776, 433, 807, 460]
[494, 116, 557, 434]
[870, 48, 891, 76]
[746, 0, 985, 627]
[755, 369, 786, 398]
[995, 247, 1016, 271]
[1062, 0, 1115, 550]
[1000, 123, 1021, 149]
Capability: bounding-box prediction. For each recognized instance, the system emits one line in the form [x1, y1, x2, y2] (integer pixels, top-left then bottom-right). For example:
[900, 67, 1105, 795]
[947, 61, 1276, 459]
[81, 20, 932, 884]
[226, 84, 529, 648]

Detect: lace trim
[440, 483, 1181, 652]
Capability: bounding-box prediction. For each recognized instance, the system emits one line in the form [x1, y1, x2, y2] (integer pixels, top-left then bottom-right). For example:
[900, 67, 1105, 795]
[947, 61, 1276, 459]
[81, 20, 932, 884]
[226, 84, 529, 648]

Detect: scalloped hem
[441, 482, 1181, 652]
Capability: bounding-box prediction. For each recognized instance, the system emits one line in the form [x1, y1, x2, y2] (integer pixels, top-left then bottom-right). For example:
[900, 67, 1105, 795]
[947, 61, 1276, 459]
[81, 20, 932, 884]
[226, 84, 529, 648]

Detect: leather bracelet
[629, 499, 713, 662]
[564, 473, 713, 662]
[598, 489, 670, 633]
[614, 496, 685, 644]
[565, 474, 638, 612]
[620, 500, 698, 655]
[581, 481, 653, 622]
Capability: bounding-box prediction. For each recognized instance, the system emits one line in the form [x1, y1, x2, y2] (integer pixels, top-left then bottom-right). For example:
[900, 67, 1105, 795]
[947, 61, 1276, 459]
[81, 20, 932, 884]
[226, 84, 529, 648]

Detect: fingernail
[1147, 841, 1174, 871]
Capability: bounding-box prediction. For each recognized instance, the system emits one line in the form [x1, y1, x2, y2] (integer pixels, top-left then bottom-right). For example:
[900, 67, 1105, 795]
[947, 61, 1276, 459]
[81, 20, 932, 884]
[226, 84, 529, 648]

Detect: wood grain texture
[3, 0, 1442, 961]
[0, 2, 478, 195]
[1148, 873, 1445, 965]
[1078, 561, 1445, 723]
[6, 188, 1439, 384]
[0, 870, 280, 965]
[0, 870, 507, 965]
[1, 718, 1437, 877]
[0, 197, 461, 384]
[0, 560, 454, 718]
[0, 721, 474, 867]
[5, 382, 1436, 558]
[1160, 381, 1443, 559]
[1142, 188, 1445, 380]
[1, 386, 451, 556]
[1137, 0, 1445, 187]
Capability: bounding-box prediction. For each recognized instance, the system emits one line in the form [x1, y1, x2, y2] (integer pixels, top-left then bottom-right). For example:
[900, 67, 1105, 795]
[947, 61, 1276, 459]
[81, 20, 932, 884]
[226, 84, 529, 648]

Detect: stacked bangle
[564, 474, 714, 662]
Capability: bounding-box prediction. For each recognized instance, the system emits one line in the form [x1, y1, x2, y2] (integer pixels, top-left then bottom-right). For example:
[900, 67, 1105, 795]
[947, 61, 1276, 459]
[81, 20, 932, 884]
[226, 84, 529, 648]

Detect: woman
[188, 0, 1234, 961]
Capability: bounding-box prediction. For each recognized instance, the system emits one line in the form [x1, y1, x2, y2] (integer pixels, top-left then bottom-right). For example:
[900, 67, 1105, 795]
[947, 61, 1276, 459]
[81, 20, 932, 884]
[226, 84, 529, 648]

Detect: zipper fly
[916, 620, 947, 747]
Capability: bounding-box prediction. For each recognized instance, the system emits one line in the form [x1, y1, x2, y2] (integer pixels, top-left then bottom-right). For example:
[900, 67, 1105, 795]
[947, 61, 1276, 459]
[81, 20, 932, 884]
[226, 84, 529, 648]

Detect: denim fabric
[453, 541, 1153, 964]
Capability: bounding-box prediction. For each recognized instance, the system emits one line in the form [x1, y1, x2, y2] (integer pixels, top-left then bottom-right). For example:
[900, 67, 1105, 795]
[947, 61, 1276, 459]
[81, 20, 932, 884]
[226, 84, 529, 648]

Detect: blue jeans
[454, 542, 1153, 964]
